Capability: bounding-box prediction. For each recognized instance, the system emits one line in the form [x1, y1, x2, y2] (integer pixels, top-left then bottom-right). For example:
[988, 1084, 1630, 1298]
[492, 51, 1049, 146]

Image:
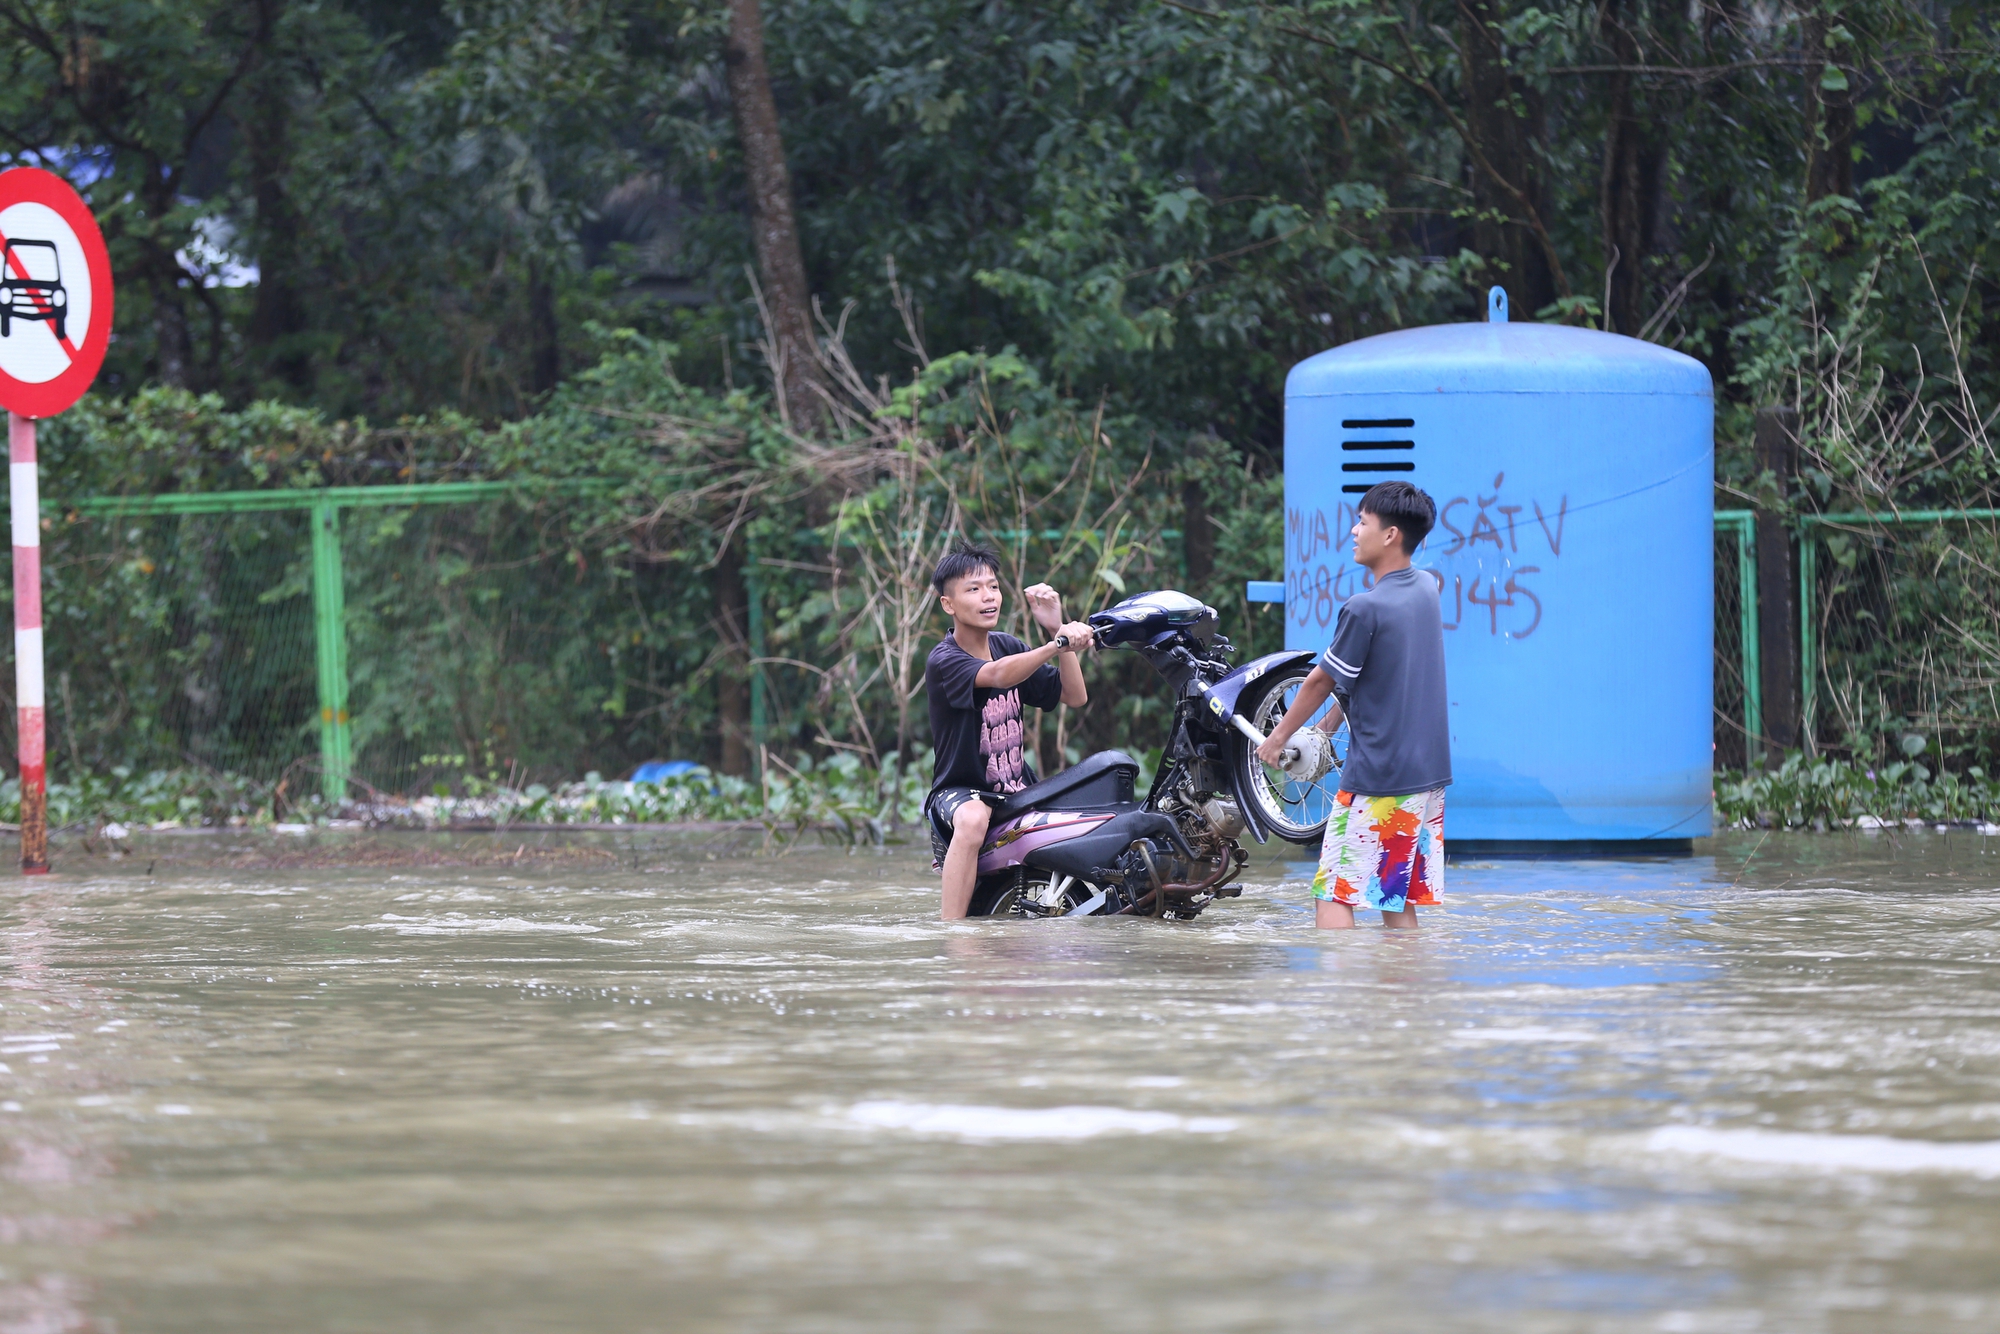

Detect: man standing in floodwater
[924, 543, 1095, 919]
[1258, 481, 1451, 929]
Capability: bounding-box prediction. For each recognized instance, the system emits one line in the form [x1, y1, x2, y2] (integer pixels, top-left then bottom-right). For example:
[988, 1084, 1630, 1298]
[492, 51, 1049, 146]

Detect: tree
[723, 0, 826, 430]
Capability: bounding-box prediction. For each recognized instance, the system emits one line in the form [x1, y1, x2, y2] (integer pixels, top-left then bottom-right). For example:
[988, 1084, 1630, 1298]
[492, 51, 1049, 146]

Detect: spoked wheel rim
[1011, 871, 1103, 917]
[1242, 667, 1345, 843]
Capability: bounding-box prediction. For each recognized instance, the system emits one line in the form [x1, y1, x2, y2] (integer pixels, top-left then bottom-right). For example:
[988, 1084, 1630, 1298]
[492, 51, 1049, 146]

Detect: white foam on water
[803, 923, 936, 941]
[1647, 1125, 2000, 1177]
[844, 1100, 1235, 1141]
[1452, 1026, 1598, 1043]
[346, 913, 601, 935]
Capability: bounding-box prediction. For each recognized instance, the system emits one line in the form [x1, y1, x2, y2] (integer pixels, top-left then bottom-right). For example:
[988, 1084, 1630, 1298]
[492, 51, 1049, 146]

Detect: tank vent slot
[1340, 421, 1416, 492]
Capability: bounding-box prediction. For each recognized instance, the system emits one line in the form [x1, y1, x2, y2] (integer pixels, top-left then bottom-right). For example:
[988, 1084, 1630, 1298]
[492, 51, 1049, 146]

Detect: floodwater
[6, 829, 2000, 1333]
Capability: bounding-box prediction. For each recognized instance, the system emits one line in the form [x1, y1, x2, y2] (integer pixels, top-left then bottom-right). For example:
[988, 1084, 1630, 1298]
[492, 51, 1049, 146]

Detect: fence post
[309, 499, 351, 804]
[1752, 407, 1800, 760]
[1733, 517, 1762, 759]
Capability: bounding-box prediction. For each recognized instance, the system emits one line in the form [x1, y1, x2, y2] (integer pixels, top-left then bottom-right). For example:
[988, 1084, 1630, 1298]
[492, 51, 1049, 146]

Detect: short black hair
[1358, 481, 1437, 554]
[932, 542, 1001, 595]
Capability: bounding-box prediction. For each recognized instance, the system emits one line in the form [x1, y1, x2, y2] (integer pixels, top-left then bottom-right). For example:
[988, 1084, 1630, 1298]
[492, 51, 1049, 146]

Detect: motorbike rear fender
[1199, 650, 1318, 721]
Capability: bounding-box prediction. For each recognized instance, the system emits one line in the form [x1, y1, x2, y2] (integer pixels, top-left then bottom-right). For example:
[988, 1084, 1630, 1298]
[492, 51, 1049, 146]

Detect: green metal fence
[1718, 505, 2000, 763]
[55, 482, 774, 804]
[1714, 509, 1760, 763]
[1799, 508, 2000, 757]
[20, 486, 1998, 799]
[69, 485, 521, 801]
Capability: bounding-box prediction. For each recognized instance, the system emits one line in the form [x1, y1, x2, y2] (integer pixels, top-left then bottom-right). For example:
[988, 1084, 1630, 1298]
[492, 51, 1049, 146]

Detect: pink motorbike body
[976, 809, 1117, 877]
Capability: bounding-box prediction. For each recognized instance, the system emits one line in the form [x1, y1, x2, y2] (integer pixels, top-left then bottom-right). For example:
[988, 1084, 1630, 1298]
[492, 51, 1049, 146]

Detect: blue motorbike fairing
[1199, 650, 1318, 720]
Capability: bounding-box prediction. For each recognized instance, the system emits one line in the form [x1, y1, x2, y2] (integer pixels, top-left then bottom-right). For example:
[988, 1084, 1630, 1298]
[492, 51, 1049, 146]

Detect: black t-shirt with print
[925, 631, 1063, 797]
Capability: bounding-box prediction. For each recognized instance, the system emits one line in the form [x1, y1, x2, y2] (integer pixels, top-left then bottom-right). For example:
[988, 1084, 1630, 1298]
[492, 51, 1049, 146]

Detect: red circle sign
[0, 167, 113, 419]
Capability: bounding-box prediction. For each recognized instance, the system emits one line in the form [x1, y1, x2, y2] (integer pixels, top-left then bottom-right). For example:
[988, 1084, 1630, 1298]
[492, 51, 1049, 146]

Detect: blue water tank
[1283, 287, 1714, 847]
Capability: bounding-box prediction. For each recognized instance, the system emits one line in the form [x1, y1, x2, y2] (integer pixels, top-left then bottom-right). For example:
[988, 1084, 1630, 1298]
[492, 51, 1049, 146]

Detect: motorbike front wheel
[1233, 664, 1344, 845]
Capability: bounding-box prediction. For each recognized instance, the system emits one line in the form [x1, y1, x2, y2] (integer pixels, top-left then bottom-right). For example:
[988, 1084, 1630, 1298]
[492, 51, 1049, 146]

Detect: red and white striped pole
[9, 413, 45, 874]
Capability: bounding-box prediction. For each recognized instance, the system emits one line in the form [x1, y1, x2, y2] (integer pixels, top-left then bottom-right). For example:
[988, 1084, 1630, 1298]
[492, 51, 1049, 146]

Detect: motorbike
[966, 589, 1345, 920]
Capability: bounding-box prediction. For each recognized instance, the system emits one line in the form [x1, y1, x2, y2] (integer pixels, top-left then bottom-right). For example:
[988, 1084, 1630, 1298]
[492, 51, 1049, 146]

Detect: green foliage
[0, 767, 277, 831]
[0, 748, 931, 847]
[5, 0, 2000, 788]
[1716, 754, 2000, 830]
[458, 749, 930, 845]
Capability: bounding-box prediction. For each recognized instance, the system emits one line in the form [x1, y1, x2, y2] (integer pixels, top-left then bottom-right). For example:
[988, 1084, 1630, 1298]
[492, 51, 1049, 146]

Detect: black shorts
[926, 787, 999, 870]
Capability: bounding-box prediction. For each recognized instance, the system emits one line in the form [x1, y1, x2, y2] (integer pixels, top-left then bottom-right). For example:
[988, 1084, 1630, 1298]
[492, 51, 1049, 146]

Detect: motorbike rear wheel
[1233, 664, 1343, 845]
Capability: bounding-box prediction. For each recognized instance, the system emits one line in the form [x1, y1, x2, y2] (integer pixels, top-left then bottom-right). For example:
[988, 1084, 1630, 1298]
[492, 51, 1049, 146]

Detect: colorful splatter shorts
[1310, 788, 1446, 912]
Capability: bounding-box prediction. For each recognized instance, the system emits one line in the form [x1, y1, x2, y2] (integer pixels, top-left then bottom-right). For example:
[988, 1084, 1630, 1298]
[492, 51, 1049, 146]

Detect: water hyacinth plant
[1715, 754, 2000, 831]
[0, 752, 936, 848]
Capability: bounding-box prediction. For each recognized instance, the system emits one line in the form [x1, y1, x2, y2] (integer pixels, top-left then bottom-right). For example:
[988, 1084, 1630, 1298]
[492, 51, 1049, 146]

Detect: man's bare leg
[940, 800, 991, 920]
[1315, 901, 1418, 928]
[1315, 899, 1357, 930]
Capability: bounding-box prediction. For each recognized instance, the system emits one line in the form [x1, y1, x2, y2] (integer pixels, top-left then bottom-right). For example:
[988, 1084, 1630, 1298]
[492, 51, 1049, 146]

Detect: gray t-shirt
[1317, 566, 1451, 797]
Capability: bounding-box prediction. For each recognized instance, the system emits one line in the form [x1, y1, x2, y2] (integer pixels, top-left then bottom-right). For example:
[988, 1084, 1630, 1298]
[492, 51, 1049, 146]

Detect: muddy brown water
[4, 828, 1999, 1332]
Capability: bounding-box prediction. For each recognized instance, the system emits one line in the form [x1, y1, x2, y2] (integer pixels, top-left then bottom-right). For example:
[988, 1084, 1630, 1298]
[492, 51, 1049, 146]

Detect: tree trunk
[722, 0, 826, 431]
[1754, 407, 1801, 760]
[713, 537, 752, 776]
[528, 256, 560, 397]
[1181, 479, 1214, 591]
[154, 275, 192, 390]
[243, 0, 311, 393]
[1802, 8, 1854, 208]
[1457, 0, 1559, 316]
[1597, 1, 1668, 336]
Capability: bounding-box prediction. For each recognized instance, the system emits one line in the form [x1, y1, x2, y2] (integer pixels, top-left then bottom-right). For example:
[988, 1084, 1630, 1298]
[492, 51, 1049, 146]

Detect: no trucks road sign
[0, 166, 114, 875]
[0, 167, 113, 419]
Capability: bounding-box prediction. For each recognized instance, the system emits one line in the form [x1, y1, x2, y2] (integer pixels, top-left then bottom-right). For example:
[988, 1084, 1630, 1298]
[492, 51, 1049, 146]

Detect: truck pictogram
[1, 238, 67, 341]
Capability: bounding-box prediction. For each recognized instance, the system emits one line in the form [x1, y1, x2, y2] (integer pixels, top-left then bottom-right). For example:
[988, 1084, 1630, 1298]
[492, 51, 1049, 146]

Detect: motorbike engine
[1162, 780, 1244, 843]
[1196, 794, 1245, 840]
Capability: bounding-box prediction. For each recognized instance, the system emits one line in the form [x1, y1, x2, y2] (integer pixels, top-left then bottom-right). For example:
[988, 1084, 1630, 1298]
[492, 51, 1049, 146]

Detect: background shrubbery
[1, 1, 1996, 815]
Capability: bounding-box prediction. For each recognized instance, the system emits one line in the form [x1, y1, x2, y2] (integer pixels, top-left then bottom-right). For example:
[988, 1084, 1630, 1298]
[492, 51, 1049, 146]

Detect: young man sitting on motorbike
[924, 543, 1095, 919]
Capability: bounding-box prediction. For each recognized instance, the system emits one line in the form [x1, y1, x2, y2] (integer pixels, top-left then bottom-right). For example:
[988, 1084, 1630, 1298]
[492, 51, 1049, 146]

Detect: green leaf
[1819, 65, 1850, 92]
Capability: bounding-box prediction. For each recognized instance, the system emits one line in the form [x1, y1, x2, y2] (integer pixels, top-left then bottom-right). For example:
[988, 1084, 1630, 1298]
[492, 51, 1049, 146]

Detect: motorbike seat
[993, 750, 1141, 823]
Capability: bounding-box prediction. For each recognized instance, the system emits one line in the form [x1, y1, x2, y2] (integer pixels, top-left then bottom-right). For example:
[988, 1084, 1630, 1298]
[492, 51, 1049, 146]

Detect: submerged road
[2, 830, 1998, 1332]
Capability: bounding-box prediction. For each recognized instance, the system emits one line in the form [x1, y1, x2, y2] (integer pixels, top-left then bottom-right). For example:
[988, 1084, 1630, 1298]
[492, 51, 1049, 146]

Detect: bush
[1715, 754, 2000, 830]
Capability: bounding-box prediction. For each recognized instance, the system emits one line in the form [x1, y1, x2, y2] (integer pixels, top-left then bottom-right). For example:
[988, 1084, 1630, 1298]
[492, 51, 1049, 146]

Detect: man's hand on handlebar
[1056, 620, 1094, 652]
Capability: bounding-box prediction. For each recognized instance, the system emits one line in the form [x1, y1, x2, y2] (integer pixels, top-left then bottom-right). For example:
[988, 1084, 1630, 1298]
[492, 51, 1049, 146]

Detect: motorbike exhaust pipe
[1134, 841, 1168, 917]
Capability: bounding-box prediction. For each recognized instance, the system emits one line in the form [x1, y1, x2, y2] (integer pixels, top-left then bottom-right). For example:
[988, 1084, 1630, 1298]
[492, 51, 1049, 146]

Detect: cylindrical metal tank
[1283, 287, 1714, 849]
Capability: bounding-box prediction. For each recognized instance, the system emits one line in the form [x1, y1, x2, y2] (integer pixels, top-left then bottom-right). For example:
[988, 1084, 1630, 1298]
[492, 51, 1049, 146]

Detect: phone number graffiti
[1287, 473, 1567, 640]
